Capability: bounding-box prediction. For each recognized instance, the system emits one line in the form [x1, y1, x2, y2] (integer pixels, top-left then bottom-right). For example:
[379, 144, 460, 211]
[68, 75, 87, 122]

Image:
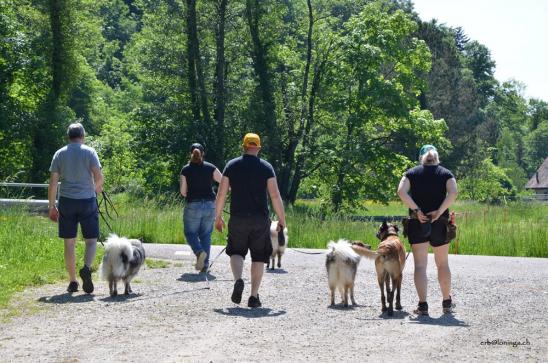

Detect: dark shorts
[406, 218, 448, 247]
[226, 215, 272, 263]
[58, 197, 99, 239]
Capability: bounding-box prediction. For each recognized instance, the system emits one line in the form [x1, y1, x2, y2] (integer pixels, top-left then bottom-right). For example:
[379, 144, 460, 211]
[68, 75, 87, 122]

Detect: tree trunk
[245, 0, 280, 169]
[186, 0, 201, 132]
[279, 0, 314, 200]
[31, 0, 71, 181]
[288, 42, 330, 203]
[213, 0, 228, 165]
[331, 120, 353, 212]
[49, 0, 63, 99]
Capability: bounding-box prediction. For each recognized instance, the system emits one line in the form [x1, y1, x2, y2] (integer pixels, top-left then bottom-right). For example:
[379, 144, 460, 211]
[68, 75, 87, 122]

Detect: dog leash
[96, 191, 119, 246]
[206, 246, 227, 272]
[288, 247, 324, 255]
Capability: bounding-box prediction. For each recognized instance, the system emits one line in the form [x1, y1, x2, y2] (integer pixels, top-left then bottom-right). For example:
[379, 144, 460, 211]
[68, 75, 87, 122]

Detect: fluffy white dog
[325, 239, 362, 307]
[100, 234, 145, 297]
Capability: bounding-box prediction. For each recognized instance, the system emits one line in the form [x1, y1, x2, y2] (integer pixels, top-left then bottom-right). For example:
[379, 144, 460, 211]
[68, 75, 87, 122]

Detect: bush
[459, 158, 515, 203]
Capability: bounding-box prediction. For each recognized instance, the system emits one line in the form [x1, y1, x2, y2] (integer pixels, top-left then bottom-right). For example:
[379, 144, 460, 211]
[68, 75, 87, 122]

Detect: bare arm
[267, 177, 286, 229]
[397, 176, 429, 223]
[213, 168, 222, 184]
[429, 178, 458, 221]
[180, 175, 187, 197]
[214, 176, 230, 232]
[48, 173, 59, 222]
[91, 165, 104, 194]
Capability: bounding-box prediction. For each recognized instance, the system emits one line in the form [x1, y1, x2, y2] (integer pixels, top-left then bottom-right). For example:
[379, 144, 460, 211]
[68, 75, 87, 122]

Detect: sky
[412, 0, 548, 101]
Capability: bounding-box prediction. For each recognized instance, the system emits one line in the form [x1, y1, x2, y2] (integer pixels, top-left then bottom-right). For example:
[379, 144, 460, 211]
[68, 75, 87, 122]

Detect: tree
[459, 158, 516, 203]
[322, 3, 447, 211]
[523, 120, 548, 175]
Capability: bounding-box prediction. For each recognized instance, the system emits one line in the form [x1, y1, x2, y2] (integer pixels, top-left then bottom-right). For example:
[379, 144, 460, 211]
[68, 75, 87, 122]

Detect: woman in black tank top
[397, 145, 458, 315]
[179, 143, 222, 273]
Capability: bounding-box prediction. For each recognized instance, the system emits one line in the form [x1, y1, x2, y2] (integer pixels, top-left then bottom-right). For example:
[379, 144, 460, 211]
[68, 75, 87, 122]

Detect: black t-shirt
[223, 154, 275, 217]
[180, 161, 216, 202]
[404, 164, 454, 216]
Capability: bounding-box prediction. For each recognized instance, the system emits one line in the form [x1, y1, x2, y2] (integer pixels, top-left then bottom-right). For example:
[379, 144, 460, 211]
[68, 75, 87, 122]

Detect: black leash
[96, 191, 119, 246]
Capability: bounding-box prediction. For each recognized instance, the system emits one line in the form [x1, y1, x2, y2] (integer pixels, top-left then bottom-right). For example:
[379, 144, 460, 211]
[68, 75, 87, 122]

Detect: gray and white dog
[325, 239, 361, 307]
[100, 234, 146, 297]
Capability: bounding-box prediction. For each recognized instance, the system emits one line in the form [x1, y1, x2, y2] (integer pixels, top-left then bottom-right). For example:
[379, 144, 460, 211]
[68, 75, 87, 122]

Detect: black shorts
[406, 218, 448, 247]
[226, 215, 272, 263]
[58, 197, 99, 239]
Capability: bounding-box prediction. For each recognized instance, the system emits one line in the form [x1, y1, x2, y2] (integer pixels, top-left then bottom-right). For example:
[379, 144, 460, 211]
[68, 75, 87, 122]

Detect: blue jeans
[183, 200, 215, 268]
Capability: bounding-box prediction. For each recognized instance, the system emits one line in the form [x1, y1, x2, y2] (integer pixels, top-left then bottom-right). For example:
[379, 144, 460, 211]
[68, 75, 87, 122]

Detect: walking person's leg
[198, 201, 215, 271]
[250, 262, 264, 298]
[247, 217, 272, 307]
[431, 220, 454, 313]
[184, 203, 207, 270]
[226, 216, 247, 304]
[230, 255, 244, 280]
[79, 198, 99, 293]
[83, 239, 97, 268]
[432, 244, 451, 299]
[58, 197, 79, 292]
[64, 238, 77, 283]
[411, 242, 429, 314]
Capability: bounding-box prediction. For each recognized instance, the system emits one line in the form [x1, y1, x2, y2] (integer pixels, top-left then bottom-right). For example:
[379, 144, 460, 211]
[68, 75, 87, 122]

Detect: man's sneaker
[67, 281, 79, 293]
[231, 278, 244, 304]
[248, 295, 262, 308]
[413, 301, 429, 316]
[79, 265, 94, 294]
[199, 266, 209, 274]
[195, 251, 207, 271]
[442, 297, 455, 314]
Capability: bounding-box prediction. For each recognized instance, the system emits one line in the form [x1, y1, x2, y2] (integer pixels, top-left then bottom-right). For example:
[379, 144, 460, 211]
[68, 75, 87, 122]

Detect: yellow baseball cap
[242, 133, 261, 147]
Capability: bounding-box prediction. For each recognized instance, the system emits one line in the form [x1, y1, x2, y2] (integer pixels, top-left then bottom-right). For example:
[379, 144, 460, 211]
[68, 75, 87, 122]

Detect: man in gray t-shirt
[48, 122, 104, 294]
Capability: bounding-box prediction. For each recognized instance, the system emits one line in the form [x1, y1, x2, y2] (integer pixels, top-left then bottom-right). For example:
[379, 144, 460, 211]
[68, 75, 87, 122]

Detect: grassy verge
[106, 195, 547, 257]
[0, 208, 102, 308]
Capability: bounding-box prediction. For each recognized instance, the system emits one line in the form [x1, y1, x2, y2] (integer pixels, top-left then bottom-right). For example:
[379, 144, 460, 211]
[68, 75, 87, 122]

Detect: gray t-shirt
[49, 143, 101, 199]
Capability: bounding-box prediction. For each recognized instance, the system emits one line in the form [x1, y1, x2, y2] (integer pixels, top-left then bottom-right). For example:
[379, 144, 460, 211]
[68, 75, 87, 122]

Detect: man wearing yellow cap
[215, 133, 286, 308]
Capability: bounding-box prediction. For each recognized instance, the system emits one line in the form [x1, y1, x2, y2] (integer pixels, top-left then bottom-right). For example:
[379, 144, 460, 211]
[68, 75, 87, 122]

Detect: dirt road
[0, 244, 546, 362]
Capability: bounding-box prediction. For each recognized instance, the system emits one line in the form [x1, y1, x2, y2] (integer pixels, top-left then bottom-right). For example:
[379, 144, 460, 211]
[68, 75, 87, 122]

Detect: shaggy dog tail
[99, 234, 133, 280]
[327, 240, 361, 264]
[351, 246, 378, 260]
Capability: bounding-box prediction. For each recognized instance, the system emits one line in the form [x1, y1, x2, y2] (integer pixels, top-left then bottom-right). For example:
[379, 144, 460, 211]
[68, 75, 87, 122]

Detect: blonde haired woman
[397, 145, 458, 315]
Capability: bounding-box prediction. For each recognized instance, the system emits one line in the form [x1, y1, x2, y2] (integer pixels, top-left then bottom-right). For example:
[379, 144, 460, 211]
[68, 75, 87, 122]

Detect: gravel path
[0, 244, 547, 362]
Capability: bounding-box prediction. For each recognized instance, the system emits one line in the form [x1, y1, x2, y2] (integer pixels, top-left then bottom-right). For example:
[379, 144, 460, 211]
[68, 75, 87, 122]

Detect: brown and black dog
[351, 221, 406, 316]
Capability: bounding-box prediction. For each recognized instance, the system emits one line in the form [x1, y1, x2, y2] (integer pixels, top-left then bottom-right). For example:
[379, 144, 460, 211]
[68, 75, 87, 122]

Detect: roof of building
[525, 157, 548, 189]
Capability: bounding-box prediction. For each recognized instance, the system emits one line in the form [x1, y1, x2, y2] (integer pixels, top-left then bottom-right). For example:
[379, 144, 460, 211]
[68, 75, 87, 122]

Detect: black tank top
[180, 161, 216, 202]
[404, 164, 454, 215]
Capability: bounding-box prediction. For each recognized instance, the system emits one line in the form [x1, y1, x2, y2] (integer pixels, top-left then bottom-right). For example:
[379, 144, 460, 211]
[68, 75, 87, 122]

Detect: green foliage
[523, 121, 548, 174]
[90, 116, 144, 194]
[459, 158, 516, 203]
[0, 0, 545, 207]
[318, 4, 449, 210]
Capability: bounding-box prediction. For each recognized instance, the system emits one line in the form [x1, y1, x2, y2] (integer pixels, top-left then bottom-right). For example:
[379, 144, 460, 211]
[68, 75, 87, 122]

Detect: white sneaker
[195, 251, 207, 271]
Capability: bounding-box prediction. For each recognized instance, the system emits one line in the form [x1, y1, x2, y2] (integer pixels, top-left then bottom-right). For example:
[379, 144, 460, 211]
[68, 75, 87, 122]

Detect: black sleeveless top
[180, 161, 216, 202]
[404, 164, 454, 216]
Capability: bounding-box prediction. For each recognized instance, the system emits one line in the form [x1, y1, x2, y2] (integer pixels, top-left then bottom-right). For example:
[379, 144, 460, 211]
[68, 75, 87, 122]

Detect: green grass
[106, 195, 547, 257]
[0, 208, 102, 307]
[145, 258, 171, 269]
[0, 195, 546, 309]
